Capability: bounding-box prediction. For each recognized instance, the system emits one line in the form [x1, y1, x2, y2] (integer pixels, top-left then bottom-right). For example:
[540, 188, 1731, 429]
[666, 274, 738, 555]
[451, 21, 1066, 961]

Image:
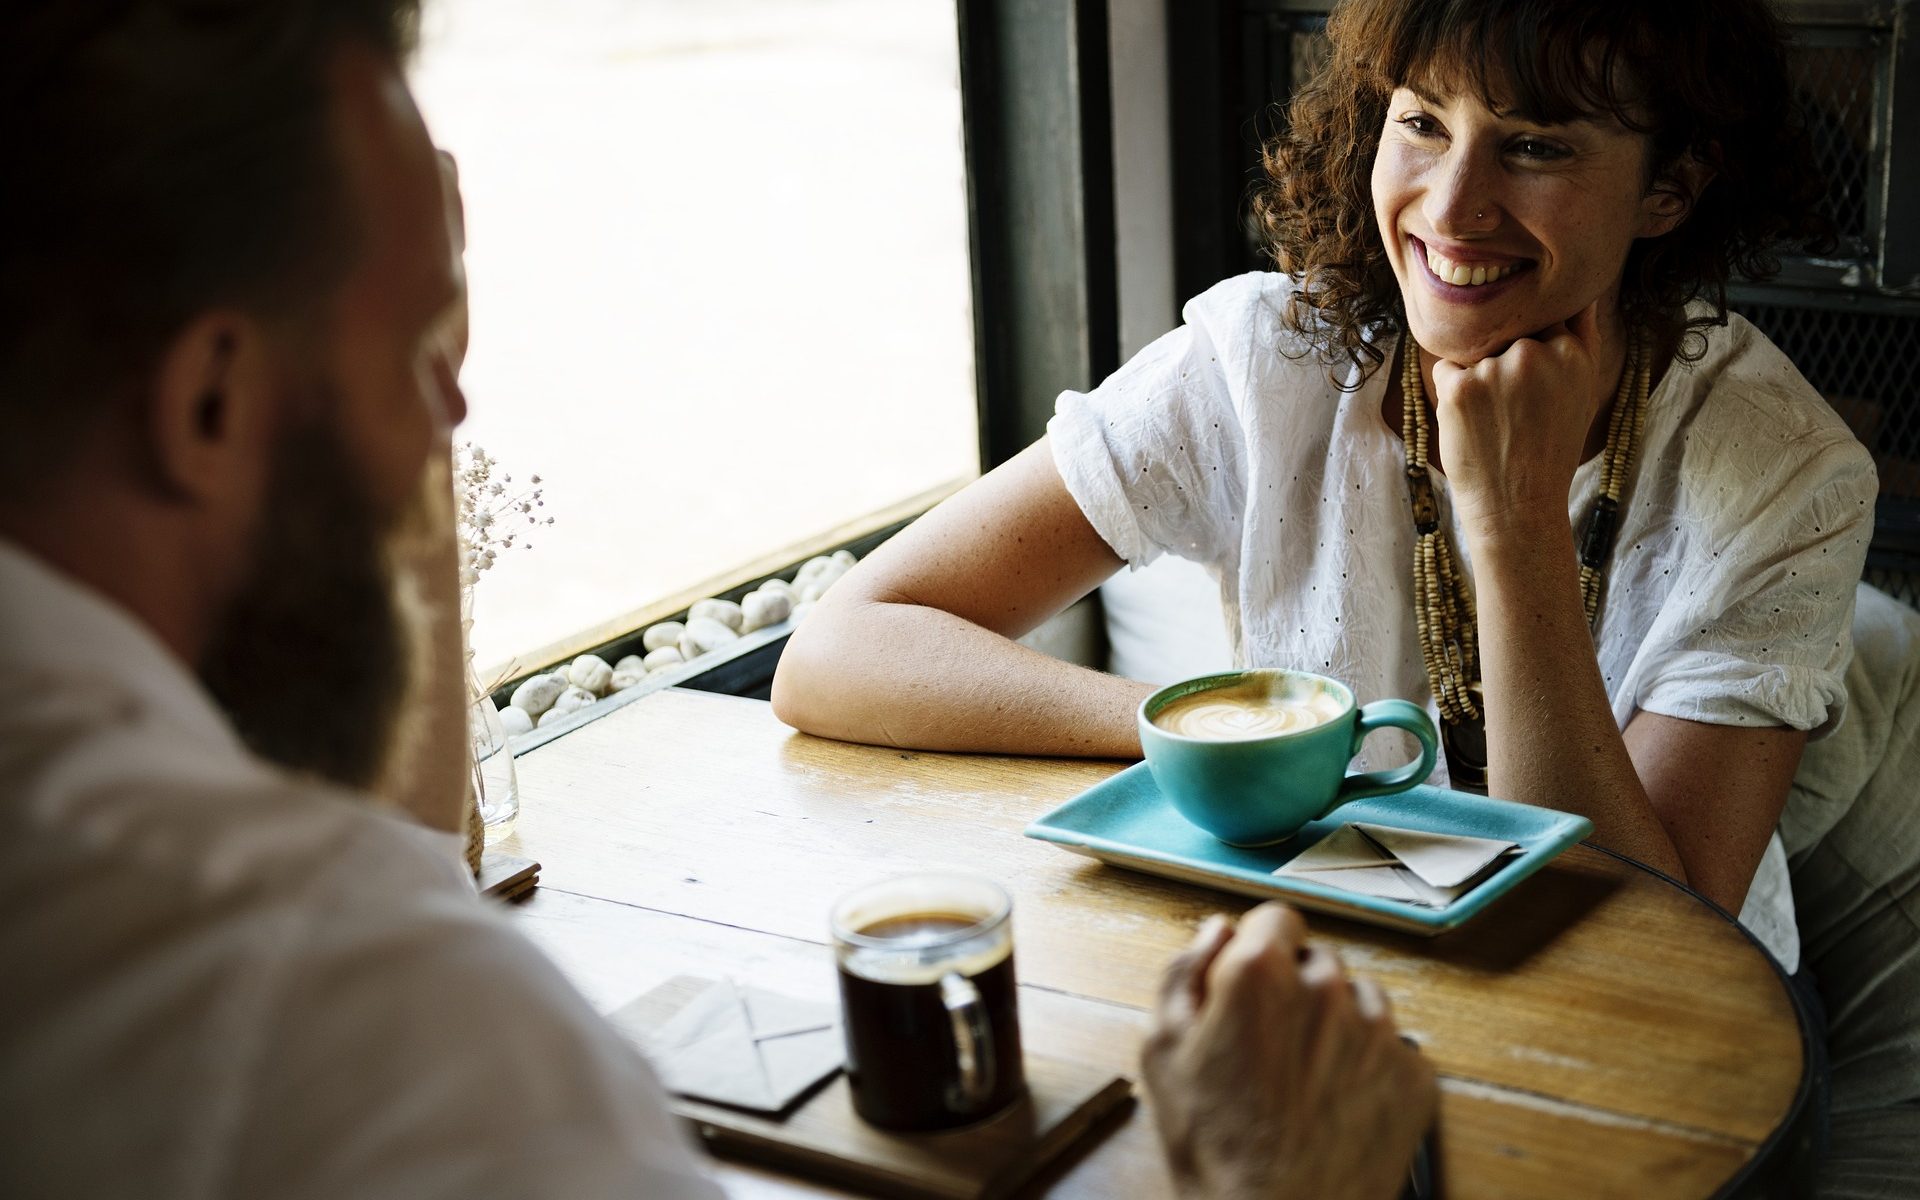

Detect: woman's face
[1370, 83, 1681, 364]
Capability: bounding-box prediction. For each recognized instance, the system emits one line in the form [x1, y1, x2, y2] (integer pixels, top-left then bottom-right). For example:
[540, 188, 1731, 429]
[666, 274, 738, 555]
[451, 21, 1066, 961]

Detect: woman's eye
[1509, 136, 1571, 161]
[1395, 112, 1442, 138]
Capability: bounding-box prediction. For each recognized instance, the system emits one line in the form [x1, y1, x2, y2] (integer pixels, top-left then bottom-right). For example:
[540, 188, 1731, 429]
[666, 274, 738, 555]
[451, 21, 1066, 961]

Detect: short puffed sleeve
[1633, 426, 1878, 738]
[1048, 282, 1261, 571]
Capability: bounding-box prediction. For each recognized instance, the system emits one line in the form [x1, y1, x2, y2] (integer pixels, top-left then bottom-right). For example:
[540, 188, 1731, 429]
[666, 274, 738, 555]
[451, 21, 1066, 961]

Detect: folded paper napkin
[1272, 823, 1519, 908]
[629, 978, 844, 1114]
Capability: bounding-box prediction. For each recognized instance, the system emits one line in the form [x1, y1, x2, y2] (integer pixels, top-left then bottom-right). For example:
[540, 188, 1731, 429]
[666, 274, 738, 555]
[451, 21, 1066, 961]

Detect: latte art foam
[1152, 680, 1347, 740]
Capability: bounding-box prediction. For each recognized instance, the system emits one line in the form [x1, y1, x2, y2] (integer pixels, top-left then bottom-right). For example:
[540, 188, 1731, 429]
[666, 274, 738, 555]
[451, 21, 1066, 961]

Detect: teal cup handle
[1326, 699, 1439, 810]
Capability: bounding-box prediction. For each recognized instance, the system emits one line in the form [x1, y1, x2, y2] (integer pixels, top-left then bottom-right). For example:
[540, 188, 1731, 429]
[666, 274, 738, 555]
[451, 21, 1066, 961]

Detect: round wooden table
[502, 688, 1812, 1199]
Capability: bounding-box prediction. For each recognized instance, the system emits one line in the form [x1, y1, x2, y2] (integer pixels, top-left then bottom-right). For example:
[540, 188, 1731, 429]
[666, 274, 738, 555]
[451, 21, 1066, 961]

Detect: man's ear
[1641, 150, 1718, 239]
[146, 312, 278, 503]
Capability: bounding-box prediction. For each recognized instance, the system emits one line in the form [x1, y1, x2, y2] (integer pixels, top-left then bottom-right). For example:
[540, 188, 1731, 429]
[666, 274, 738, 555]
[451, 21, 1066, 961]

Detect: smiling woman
[771, 0, 1877, 981]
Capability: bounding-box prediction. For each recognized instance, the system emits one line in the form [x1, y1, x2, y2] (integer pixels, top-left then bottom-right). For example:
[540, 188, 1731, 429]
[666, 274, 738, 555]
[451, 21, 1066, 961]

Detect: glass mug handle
[939, 971, 996, 1111]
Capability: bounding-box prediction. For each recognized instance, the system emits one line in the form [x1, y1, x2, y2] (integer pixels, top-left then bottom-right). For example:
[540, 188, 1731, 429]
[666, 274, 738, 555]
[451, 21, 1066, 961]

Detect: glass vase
[470, 687, 520, 845]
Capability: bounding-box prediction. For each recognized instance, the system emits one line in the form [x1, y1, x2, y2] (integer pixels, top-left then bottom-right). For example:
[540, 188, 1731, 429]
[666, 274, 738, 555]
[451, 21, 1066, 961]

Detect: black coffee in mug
[831, 881, 1026, 1132]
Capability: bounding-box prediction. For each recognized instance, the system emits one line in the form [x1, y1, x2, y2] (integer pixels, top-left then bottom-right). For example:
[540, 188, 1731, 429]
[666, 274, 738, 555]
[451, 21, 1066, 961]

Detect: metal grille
[1731, 302, 1920, 499]
[1231, 16, 1331, 266]
[1784, 35, 1880, 261]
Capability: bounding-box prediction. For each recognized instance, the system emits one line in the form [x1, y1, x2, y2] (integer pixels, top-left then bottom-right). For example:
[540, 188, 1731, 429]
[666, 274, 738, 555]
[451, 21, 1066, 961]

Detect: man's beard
[199, 418, 422, 793]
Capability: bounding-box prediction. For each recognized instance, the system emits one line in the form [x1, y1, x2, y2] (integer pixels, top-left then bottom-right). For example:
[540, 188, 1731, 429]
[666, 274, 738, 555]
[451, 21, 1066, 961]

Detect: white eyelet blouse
[1051, 272, 1879, 970]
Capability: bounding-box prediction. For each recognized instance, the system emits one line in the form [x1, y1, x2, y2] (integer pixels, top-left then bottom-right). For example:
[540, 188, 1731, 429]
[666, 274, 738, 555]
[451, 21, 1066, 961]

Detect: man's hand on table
[1142, 903, 1437, 1200]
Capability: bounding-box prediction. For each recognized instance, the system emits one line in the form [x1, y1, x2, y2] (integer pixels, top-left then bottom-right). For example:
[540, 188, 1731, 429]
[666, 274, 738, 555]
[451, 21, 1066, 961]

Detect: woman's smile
[1410, 236, 1533, 305]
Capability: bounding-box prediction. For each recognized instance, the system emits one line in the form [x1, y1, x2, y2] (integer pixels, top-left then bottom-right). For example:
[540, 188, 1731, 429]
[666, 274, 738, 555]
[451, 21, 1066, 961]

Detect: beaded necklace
[1398, 330, 1653, 792]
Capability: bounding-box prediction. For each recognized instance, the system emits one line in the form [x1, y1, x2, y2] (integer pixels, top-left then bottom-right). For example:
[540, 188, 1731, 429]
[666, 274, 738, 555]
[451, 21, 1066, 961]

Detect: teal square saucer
[1025, 763, 1592, 935]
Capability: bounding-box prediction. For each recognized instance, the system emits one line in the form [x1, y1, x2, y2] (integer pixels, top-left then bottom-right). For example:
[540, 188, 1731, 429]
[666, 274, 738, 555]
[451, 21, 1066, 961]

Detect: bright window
[411, 0, 980, 675]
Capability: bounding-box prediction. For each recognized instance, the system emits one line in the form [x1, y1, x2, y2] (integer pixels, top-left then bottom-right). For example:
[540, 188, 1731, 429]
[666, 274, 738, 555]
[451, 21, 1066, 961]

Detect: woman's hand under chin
[1429, 299, 1615, 544]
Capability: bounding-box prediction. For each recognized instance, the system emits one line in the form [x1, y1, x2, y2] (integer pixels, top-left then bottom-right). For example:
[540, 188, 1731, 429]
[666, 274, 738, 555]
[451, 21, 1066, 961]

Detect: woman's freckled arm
[770, 438, 1155, 757]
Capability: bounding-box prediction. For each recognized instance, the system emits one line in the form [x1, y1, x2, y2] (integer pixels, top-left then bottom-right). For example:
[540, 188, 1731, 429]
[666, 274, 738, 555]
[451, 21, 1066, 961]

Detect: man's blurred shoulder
[0, 542, 720, 1200]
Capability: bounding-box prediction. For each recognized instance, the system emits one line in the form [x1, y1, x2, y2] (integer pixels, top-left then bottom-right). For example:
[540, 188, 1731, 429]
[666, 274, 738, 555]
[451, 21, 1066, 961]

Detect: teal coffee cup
[1138, 668, 1440, 847]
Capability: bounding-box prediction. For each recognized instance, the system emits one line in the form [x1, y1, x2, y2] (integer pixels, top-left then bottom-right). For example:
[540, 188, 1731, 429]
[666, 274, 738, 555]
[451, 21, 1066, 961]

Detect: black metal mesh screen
[1786, 35, 1880, 259]
[1730, 303, 1920, 500]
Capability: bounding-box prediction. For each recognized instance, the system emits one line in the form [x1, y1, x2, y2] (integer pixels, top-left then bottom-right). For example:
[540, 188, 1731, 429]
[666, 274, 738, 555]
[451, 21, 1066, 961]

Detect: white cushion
[1100, 556, 1233, 684]
[1784, 586, 1920, 1130]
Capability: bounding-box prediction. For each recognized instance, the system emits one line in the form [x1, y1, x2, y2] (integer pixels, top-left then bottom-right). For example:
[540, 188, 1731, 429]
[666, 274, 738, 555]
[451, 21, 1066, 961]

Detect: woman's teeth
[1425, 249, 1521, 287]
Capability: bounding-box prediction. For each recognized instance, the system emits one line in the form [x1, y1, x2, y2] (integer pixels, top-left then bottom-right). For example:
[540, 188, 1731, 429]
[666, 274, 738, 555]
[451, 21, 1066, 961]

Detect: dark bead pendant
[1442, 719, 1489, 795]
[1441, 683, 1488, 795]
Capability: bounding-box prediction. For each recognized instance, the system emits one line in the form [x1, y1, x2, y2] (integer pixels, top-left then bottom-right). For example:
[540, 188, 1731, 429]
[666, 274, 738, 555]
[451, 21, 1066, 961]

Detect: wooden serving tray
[615, 975, 1134, 1200]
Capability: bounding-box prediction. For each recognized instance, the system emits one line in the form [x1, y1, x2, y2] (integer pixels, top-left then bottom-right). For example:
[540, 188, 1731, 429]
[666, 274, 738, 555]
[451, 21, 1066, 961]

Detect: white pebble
[510, 673, 567, 719]
[798, 568, 852, 602]
[568, 654, 614, 696]
[644, 646, 686, 671]
[799, 559, 848, 595]
[689, 597, 746, 633]
[678, 616, 740, 660]
[832, 549, 857, 569]
[643, 622, 685, 653]
[741, 589, 792, 632]
[498, 704, 534, 738]
[614, 654, 646, 675]
[538, 688, 595, 728]
[609, 668, 646, 691]
[791, 601, 815, 623]
[757, 577, 795, 600]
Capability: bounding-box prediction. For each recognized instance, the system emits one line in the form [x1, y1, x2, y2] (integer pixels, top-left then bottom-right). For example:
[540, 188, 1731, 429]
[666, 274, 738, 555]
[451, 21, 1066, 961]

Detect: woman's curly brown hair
[1253, 0, 1833, 385]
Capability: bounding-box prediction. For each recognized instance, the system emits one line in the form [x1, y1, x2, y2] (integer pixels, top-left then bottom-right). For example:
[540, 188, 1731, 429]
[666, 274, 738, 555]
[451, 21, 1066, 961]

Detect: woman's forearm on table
[771, 596, 1151, 758]
[1468, 516, 1688, 880]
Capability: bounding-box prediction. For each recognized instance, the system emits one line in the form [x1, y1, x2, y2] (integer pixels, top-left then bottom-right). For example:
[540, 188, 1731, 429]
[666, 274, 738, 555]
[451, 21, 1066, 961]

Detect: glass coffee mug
[830, 874, 1026, 1132]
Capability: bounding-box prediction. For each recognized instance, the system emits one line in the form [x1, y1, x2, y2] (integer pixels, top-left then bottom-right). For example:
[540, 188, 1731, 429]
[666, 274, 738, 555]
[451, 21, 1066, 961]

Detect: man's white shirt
[0, 540, 723, 1199]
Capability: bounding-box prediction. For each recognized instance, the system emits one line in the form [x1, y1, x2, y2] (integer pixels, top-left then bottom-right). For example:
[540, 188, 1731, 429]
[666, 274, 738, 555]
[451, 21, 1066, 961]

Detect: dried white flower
[455, 440, 552, 591]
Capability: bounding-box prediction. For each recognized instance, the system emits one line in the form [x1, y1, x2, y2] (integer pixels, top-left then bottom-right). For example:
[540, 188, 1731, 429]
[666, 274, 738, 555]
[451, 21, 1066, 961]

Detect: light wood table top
[500, 688, 1811, 1200]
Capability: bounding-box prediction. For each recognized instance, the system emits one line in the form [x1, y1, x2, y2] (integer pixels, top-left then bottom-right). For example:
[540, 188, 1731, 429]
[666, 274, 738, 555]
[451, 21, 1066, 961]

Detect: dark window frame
[960, 0, 1121, 468]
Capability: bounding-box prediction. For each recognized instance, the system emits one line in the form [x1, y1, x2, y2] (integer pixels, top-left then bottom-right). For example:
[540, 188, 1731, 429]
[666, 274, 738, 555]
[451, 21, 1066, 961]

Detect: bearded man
[0, 4, 1431, 1198]
[0, 3, 725, 1194]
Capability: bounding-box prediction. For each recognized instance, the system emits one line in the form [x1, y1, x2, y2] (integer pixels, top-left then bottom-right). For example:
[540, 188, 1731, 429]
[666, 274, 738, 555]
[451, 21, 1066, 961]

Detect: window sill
[504, 618, 792, 757]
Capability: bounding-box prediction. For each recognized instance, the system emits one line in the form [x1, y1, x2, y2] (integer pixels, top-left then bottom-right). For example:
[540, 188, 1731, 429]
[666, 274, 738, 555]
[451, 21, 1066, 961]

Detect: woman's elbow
[769, 642, 814, 732]
[769, 611, 842, 734]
